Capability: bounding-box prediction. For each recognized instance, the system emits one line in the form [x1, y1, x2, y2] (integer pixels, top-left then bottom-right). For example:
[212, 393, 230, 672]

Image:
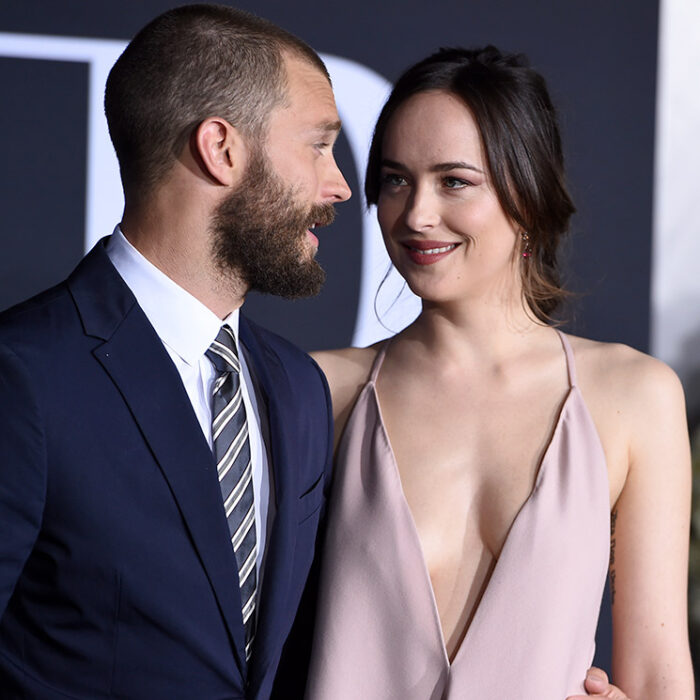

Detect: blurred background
[1, 0, 699, 689]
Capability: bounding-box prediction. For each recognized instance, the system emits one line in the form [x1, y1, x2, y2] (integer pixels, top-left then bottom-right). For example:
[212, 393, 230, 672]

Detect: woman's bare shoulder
[567, 334, 683, 403]
[569, 336, 685, 422]
[311, 345, 381, 387]
[310, 344, 384, 422]
[567, 334, 688, 502]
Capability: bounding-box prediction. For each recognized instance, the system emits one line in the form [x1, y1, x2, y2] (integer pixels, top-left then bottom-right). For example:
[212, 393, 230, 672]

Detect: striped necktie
[206, 325, 257, 661]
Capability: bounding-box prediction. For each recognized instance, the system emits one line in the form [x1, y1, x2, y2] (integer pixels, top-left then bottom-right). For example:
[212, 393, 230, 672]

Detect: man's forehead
[282, 49, 329, 81]
[283, 53, 334, 99]
[283, 66, 340, 126]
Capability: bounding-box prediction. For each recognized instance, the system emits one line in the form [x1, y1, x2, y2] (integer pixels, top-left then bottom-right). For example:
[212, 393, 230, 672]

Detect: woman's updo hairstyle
[365, 46, 576, 323]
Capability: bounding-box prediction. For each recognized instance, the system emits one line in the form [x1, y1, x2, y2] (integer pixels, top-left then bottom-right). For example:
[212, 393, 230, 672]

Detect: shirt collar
[105, 226, 240, 366]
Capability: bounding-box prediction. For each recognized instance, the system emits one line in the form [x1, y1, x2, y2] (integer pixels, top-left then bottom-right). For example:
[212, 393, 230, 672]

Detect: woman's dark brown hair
[365, 46, 576, 323]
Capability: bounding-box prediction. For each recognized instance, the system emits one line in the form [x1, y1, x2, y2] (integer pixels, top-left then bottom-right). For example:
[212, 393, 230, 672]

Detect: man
[0, 5, 348, 699]
[0, 4, 630, 699]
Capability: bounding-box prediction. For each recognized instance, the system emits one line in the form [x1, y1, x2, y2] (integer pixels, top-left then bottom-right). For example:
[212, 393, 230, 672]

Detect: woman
[306, 47, 693, 698]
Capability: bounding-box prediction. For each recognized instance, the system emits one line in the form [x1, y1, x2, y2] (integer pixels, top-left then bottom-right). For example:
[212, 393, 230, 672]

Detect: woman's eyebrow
[431, 161, 484, 174]
[380, 158, 484, 174]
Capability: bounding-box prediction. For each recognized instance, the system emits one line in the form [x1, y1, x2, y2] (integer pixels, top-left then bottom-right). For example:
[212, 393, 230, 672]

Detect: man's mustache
[308, 202, 336, 229]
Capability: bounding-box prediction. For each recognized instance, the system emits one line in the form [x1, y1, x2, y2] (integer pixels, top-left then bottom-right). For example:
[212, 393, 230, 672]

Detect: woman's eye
[443, 176, 470, 189]
[381, 173, 407, 187]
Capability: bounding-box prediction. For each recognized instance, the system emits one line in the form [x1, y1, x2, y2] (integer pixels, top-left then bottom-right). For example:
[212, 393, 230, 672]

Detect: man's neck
[120, 204, 247, 320]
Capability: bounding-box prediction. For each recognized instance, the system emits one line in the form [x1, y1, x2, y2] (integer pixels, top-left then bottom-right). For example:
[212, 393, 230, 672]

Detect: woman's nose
[404, 186, 440, 231]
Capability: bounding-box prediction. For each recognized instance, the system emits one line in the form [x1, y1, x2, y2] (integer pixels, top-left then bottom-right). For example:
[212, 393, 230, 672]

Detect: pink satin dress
[306, 332, 610, 699]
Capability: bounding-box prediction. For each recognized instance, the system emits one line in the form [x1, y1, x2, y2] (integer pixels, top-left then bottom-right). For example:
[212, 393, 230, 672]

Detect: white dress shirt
[106, 227, 271, 582]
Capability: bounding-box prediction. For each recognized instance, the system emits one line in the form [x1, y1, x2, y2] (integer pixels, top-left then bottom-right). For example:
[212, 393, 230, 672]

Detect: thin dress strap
[368, 339, 391, 384]
[556, 330, 577, 388]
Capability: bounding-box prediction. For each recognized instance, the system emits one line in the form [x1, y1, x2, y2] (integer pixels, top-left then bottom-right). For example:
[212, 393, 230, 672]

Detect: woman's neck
[403, 295, 553, 369]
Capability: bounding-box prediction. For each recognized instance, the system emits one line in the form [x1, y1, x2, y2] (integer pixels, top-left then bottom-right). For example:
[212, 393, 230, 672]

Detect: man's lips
[401, 239, 461, 265]
[305, 205, 336, 248]
[306, 226, 319, 246]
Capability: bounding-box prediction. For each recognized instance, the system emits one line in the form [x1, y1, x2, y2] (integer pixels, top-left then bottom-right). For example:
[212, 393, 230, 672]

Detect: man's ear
[193, 117, 248, 187]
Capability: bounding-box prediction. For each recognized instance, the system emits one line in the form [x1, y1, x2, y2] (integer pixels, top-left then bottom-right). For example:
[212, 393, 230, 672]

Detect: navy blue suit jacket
[0, 241, 333, 699]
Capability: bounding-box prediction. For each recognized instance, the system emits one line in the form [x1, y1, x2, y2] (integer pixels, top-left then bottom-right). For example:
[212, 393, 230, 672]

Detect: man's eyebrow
[315, 120, 342, 134]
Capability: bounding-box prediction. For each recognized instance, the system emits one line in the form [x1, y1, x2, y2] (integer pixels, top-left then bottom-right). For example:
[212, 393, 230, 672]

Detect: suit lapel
[68, 243, 248, 674]
[239, 316, 301, 689]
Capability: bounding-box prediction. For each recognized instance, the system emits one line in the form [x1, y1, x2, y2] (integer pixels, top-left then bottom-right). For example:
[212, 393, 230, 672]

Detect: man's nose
[323, 156, 352, 203]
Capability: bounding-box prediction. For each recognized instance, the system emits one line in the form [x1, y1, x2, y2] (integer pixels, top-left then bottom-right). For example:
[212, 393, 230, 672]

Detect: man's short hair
[104, 3, 328, 197]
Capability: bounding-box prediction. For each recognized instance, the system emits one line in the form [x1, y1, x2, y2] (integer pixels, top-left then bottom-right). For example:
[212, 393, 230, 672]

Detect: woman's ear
[193, 117, 247, 187]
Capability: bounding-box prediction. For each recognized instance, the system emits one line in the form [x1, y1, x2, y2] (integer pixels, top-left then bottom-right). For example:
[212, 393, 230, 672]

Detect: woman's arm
[610, 355, 694, 697]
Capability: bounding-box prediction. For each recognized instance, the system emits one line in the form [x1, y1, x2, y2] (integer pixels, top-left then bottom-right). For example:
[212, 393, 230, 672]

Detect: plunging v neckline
[369, 341, 575, 668]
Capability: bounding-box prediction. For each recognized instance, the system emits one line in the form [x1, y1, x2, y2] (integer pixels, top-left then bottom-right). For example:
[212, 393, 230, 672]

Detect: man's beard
[212, 149, 335, 299]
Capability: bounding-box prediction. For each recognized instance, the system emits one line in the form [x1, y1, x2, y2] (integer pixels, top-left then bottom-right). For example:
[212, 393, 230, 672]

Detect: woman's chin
[403, 279, 463, 305]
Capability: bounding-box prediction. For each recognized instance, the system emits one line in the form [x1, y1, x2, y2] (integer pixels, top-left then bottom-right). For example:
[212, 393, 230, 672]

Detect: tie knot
[206, 325, 240, 374]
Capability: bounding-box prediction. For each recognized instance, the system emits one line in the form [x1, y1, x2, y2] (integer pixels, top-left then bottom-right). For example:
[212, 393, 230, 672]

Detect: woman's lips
[402, 240, 460, 265]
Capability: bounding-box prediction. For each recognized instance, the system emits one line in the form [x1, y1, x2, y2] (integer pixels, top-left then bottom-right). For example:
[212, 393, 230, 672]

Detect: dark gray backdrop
[0, 0, 661, 676]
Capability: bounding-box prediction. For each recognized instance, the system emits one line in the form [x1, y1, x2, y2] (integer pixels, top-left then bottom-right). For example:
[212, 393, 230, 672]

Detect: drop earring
[521, 231, 532, 258]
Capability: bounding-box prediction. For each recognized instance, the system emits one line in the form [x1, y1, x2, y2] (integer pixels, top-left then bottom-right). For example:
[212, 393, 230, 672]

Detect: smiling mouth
[402, 240, 461, 265]
[408, 243, 458, 255]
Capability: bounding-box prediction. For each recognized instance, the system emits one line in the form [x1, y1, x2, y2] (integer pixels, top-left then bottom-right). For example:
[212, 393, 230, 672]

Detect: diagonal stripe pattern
[206, 325, 257, 661]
